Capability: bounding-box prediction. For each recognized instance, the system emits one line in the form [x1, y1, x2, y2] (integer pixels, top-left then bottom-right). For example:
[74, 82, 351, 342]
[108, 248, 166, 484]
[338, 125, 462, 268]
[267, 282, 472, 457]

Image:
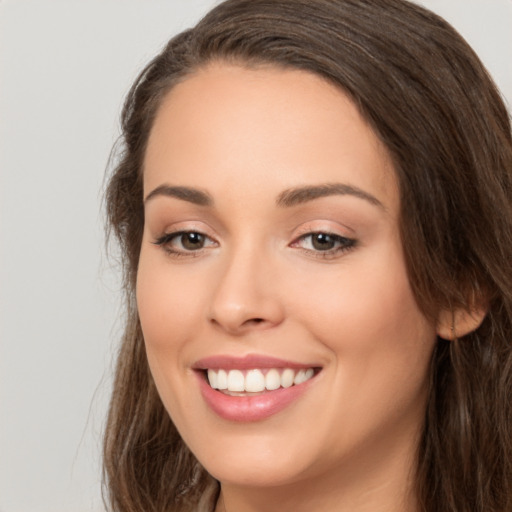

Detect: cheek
[136, 251, 205, 347]
[288, 242, 436, 395]
[322, 267, 427, 345]
[136, 257, 203, 394]
[299, 233, 430, 340]
[135, 251, 204, 418]
[287, 257, 436, 456]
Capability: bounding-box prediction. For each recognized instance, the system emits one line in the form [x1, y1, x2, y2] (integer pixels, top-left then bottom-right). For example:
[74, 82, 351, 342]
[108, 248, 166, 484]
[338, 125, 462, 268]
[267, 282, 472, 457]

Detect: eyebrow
[144, 185, 213, 206]
[144, 182, 385, 210]
[276, 183, 385, 210]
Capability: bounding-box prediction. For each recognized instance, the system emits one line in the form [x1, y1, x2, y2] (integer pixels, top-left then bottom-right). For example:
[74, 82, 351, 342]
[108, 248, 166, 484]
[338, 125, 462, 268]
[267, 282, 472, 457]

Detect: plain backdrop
[0, 1, 511, 511]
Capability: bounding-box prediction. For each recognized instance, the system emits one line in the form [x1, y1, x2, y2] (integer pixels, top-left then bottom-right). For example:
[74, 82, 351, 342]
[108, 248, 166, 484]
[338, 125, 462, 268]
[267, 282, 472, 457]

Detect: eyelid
[152, 224, 219, 258]
[289, 221, 357, 258]
[290, 231, 357, 259]
[153, 230, 217, 246]
[291, 220, 354, 238]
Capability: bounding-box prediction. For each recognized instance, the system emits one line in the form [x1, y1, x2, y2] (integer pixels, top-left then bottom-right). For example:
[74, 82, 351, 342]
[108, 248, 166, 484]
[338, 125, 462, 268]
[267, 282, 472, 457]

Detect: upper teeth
[207, 368, 315, 393]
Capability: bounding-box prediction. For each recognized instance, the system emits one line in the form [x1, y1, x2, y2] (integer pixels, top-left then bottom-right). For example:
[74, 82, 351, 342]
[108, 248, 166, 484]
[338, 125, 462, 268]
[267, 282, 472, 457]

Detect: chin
[181, 425, 316, 488]
[203, 455, 310, 488]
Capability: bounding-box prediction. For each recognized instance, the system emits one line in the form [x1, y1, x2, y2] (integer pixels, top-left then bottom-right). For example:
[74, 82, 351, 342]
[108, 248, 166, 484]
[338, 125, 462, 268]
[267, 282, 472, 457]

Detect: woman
[103, 0, 512, 511]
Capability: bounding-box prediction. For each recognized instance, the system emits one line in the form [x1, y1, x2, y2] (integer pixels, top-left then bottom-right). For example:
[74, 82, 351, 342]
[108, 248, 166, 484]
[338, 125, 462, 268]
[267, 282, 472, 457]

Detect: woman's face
[137, 63, 437, 491]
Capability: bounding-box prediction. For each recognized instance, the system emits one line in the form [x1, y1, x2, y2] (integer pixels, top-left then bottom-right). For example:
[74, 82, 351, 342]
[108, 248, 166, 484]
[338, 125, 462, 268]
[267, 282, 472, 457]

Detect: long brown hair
[103, 1, 512, 510]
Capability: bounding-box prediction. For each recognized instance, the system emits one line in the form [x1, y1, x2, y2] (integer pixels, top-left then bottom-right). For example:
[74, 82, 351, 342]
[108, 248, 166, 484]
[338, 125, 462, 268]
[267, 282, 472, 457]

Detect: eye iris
[312, 233, 336, 250]
[181, 232, 204, 250]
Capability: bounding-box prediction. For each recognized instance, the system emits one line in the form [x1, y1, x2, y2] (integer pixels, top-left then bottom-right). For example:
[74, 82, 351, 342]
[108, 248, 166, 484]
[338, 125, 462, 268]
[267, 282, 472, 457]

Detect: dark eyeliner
[152, 230, 216, 258]
[152, 232, 185, 257]
[293, 232, 358, 259]
[152, 232, 176, 246]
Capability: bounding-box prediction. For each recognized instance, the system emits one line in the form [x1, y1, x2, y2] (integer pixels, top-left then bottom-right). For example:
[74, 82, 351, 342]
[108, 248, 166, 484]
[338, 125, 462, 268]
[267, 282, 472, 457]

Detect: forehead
[143, 63, 397, 212]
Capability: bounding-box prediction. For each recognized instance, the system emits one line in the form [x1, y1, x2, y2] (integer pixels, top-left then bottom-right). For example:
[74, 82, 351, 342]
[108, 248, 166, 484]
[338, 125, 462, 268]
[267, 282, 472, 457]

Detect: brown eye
[311, 233, 337, 251]
[180, 232, 205, 250]
[153, 231, 217, 256]
[291, 231, 357, 258]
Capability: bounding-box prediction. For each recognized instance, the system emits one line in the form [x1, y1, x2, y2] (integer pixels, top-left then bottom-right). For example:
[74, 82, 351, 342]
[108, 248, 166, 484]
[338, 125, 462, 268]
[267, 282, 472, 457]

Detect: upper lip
[192, 354, 321, 370]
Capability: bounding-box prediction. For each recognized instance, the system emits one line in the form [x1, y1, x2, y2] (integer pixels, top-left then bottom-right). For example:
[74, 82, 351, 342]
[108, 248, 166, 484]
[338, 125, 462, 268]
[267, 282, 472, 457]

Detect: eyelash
[152, 230, 357, 259]
[152, 231, 217, 258]
[291, 232, 357, 259]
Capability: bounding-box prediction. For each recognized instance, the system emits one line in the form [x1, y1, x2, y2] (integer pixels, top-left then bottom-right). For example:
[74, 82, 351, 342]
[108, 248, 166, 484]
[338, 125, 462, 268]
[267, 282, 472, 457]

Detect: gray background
[1, 1, 510, 511]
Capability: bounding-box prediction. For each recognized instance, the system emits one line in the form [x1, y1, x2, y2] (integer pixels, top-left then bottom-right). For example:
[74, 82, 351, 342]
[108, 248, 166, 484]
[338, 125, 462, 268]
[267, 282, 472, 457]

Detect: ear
[436, 305, 487, 340]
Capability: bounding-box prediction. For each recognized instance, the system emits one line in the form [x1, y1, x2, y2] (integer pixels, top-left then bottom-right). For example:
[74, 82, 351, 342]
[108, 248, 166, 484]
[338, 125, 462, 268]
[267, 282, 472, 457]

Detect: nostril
[246, 318, 264, 325]
[238, 317, 267, 329]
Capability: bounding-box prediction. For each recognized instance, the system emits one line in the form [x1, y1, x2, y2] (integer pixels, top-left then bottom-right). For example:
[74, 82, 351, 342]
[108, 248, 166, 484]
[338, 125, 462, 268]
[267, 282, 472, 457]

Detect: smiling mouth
[205, 367, 319, 395]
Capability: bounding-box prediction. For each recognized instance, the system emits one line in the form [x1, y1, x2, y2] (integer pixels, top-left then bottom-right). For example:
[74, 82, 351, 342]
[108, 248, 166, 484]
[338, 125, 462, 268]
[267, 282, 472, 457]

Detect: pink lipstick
[193, 354, 321, 422]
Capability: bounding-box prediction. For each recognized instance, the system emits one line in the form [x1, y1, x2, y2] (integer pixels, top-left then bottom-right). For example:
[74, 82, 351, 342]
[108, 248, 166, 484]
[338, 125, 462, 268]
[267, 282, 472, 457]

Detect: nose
[208, 244, 285, 336]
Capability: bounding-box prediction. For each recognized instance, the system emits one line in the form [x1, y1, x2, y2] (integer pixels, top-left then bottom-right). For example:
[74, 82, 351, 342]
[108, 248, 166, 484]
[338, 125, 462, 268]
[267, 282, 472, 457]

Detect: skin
[137, 63, 439, 512]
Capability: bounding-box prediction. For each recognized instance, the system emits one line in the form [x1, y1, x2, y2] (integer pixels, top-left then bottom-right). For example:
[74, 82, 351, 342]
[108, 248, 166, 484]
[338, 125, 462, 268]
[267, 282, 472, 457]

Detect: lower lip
[196, 372, 316, 422]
